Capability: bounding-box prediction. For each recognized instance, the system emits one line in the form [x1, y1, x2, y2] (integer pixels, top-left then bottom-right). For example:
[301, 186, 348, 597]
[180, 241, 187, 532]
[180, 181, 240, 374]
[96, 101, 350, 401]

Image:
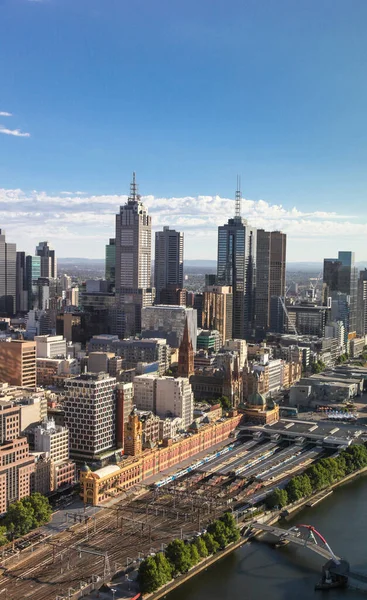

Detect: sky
[1, 0, 367, 261]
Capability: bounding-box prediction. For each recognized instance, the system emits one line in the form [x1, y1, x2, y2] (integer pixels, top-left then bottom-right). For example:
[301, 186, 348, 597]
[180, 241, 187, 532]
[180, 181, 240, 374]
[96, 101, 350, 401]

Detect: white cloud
[0, 187, 365, 261]
[0, 126, 30, 138]
[0, 112, 12, 117]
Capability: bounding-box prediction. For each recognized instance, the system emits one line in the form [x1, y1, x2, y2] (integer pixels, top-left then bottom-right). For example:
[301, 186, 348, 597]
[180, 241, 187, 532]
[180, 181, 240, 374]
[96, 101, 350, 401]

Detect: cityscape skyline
[0, 183, 366, 263]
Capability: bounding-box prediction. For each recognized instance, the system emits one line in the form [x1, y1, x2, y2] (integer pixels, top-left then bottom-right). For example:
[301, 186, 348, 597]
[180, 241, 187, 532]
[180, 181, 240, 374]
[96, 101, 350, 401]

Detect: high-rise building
[64, 373, 117, 460]
[217, 182, 257, 339]
[133, 375, 194, 429]
[105, 238, 116, 283]
[0, 340, 37, 388]
[16, 251, 28, 313]
[202, 285, 233, 344]
[357, 269, 367, 337]
[0, 229, 16, 316]
[323, 251, 358, 335]
[0, 438, 35, 514]
[115, 173, 154, 337]
[35, 335, 67, 359]
[154, 227, 184, 304]
[255, 230, 286, 335]
[36, 241, 57, 279]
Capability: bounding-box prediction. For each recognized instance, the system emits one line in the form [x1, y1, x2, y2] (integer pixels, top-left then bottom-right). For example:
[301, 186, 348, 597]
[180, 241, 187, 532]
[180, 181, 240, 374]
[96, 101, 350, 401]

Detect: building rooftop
[93, 465, 121, 479]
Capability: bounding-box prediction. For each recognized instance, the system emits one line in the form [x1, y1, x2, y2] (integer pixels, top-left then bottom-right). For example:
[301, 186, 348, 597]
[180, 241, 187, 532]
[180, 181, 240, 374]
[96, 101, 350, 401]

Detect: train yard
[0, 423, 350, 599]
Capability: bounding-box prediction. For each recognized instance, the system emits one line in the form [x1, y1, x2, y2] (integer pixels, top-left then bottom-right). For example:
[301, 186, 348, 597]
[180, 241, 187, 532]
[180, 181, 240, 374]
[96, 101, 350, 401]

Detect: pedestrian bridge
[250, 522, 340, 562]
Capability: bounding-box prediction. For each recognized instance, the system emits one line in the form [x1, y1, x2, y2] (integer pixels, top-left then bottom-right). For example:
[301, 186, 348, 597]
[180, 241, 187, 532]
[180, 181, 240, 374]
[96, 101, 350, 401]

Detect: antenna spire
[235, 175, 241, 218]
[130, 171, 139, 201]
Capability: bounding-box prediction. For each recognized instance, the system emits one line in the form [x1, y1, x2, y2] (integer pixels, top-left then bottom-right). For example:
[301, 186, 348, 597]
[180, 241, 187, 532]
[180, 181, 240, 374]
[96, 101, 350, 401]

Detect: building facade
[64, 373, 117, 460]
[36, 241, 57, 279]
[202, 285, 233, 344]
[0, 438, 35, 514]
[255, 230, 286, 335]
[323, 251, 358, 336]
[142, 305, 197, 351]
[105, 238, 116, 283]
[0, 229, 16, 316]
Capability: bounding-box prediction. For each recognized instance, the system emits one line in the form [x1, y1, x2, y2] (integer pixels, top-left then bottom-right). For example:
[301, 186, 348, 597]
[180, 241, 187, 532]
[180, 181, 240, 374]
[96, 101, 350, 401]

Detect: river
[167, 476, 367, 600]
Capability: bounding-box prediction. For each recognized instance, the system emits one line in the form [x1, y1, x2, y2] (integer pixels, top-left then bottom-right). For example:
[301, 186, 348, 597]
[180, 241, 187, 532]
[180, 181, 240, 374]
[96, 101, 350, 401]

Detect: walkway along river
[167, 475, 367, 600]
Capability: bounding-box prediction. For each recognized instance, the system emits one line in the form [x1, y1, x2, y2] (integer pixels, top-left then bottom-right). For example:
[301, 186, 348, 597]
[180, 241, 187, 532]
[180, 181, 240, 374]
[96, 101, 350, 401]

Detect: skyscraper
[115, 173, 154, 337]
[105, 238, 116, 283]
[16, 251, 28, 313]
[154, 226, 184, 304]
[323, 251, 358, 336]
[357, 269, 367, 336]
[255, 230, 286, 335]
[217, 182, 257, 339]
[0, 229, 16, 316]
[25, 255, 41, 310]
[36, 241, 57, 279]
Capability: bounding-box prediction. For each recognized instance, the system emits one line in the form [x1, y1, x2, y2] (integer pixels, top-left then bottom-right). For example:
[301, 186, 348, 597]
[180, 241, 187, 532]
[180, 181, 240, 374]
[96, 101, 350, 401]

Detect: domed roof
[247, 391, 266, 408]
[80, 462, 91, 473]
[266, 397, 277, 410]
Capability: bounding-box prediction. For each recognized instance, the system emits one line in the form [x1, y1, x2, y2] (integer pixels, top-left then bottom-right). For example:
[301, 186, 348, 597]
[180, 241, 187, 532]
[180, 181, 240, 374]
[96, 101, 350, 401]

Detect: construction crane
[278, 296, 298, 336]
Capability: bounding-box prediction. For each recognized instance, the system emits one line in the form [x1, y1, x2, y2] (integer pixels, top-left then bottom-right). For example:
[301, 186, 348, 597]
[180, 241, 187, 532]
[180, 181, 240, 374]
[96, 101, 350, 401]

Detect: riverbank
[140, 465, 367, 600]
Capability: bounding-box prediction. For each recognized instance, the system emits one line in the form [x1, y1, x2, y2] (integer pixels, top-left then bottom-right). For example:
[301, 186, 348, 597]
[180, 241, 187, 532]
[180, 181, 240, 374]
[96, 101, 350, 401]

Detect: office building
[60, 274, 72, 291]
[16, 251, 28, 313]
[115, 173, 154, 337]
[0, 340, 36, 388]
[36, 241, 57, 279]
[35, 335, 67, 359]
[217, 182, 257, 339]
[79, 279, 116, 335]
[34, 419, 69, 463]
[357, 269, 367, 336]
[255, 230, 286, 335]
[285, 304, 329, 337]
[36, 357, 79, 387]
[323, 251, 358, 335]
[154, 227, 184, 304]
[0, 229, 16, 316]
[142, 305, 197, 351]
[202, 285, 233, 344]
[223, 339, 248, 369]
[197, 329, 222, 353]
[105, 238, 116, 283]
[64, 373, 117, 460]
[116, 382, 134, 449]
[25, 255, 41, 311]
[0, 438, 35, 514]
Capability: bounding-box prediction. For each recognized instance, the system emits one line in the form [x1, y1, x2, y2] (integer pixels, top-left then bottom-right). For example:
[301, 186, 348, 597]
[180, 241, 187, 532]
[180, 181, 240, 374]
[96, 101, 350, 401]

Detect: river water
[168, 476, 367, 600]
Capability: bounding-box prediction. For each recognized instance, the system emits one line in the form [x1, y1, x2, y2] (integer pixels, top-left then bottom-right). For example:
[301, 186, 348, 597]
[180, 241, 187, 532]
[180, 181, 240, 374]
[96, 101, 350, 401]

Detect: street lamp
[111, 588, 117, 600]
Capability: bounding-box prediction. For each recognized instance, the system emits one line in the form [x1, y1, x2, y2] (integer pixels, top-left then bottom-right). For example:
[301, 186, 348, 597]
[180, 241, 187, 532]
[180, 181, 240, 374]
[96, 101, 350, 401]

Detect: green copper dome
[247, 391, 267, 408]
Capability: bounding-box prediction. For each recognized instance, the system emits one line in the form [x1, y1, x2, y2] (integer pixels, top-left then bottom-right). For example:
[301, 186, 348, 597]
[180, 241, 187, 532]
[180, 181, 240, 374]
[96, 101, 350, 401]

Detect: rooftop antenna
[235, 175, 242, 218]
[130, 171, 139, 201]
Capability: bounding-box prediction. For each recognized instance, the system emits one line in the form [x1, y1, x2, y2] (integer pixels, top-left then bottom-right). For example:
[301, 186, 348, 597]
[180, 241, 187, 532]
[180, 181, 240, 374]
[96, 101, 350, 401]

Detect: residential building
[35, 335, 67, 358]
[0, 229, 16, 316]
[0, 340, 36, 388]
[154, 227, 184, 304]
[64, 373, 117, 460]
[255, 230, 286, 335]
[202, 285, 233, 344]
[325, 321, 346, 354]
[115, 173, 154, 337]
[0, 438, 35, 514]
[34, 419, 69, 463]
[217, 183, 257, 339]
[36, 241, 57, 279]
[105, 238, 116, 283]
[142, 305, 197, 351]
[0, 400, 20, 442]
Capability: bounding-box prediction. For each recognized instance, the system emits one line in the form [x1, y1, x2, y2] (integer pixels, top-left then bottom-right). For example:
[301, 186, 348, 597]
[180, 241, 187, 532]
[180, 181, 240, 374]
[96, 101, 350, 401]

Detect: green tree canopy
[138, 556, 162, 593]
[202, 532, 219, 555]
[165, 539, 192, 575]
[27, 493, 52, 526]
[0, 526, 8, 547]
[193, 536, 209, 559]
[154, 552, 173, 585]
[5, 501, 34, 538]
[207, 520, 229, 549]
[265, 488, 288, 509]
[189, 543, 200, 566]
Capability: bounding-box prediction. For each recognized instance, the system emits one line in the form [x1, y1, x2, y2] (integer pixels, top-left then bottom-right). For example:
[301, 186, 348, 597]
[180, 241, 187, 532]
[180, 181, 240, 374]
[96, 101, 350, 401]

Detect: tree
[219, 396, 231, 411]
[189, 543, 200, 566]
[0, 526, 8, 547]
[165, 539, 192, 575]
[202, 532, 219, 555]
[27, 493, 52, 526]
[311, 360, 326, 374]
[220, 512, 240, 542]
[138, 556, 162, 593]
[207, 520, 229, 549]
[5, 501, 34, 538]
[193, 536, 208, 559]
[285, 477, 306, 503]
[265, 488, 288, 509]
[154, 552, 173, 585]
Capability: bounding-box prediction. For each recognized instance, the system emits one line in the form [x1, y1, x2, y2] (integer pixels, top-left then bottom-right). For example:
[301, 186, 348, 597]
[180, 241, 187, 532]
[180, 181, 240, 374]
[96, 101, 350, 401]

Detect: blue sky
[1, 0, 367, 260]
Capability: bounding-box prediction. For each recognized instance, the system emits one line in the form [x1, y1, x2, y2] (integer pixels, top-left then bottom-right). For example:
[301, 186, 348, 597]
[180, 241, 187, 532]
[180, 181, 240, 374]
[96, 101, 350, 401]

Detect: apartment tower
[154, 227, 184, 304]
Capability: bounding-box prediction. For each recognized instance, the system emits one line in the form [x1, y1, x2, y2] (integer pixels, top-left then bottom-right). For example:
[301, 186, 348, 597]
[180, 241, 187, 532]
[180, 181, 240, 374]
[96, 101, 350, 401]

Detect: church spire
[178, 318, 194, 378]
